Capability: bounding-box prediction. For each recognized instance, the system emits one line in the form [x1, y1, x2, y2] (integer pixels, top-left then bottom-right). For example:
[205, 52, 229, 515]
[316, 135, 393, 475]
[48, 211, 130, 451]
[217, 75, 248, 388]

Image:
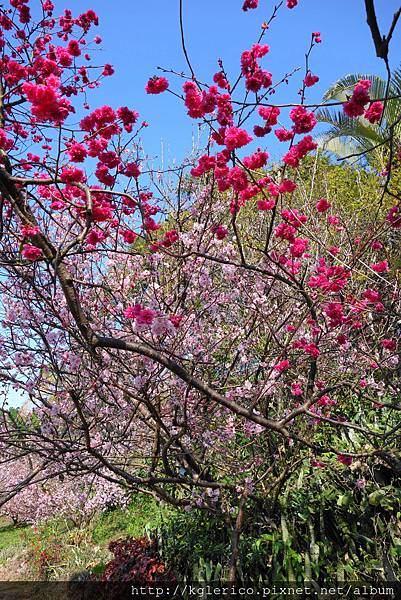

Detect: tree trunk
[228, 492, 247, 584]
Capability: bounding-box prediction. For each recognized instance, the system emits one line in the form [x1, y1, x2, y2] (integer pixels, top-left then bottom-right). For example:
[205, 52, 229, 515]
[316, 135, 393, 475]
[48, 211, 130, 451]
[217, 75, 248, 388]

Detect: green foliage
[156, 510, 230, 579]
[1, 465, 400, 582]
[155, 458, 401, 583]
[290, 152, 383, 212]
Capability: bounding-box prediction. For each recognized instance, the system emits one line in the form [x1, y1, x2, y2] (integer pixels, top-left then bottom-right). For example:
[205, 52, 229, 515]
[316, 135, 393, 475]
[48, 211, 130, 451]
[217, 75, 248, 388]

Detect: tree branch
[364, 0, 401, 61]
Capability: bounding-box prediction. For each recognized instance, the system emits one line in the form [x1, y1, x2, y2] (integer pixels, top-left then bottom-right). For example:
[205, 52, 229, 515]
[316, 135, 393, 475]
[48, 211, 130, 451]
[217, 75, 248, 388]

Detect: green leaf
[337, 493, 352, 507]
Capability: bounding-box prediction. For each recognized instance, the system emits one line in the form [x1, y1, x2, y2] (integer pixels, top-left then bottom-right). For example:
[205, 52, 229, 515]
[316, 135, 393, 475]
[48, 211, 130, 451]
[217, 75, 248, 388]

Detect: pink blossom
[95, 164, 115, 187]
[123, 162, 141, 178]
[120, 229, 137, 244]
[21, 225, 40, 238]
[386, 206, 401, 228]
[67, 39, 81, 57]
[281, 208, 307, 228]
[169, 315, 183, 328]
[22, 244, 42, 260]
[224, 127, 252, 151]
[22, 79, 74, 124]
[242, 0, 258, 10]
[290, 238, 309, 257]
[136, 308, 157, 326]
[87, 229, 107, 246]
[336, 334, 347, 345]
[370, 260, 389, 273]
[60, 166, 86, 183]
[163, 230, 179, 247]
[191, 155, 216, 177]
[363, 288, 380, 303]
[91, 203, 113, 222]
[213, 71, 230, 89]
[227, 166, 249, 191]
[241, 44, 271, 92]
[283, 135, 317, 167]
[327, 215, 340, 226]
[304, 72, 319, 87]
[289, 105, 317, 134]
[275, 222, 296, 242]
[315, 197, 331, 212]
[257, 199, 275, 210]
[124, 304, 143, 319]
[337, 454, 353, 466]
[212, 225, 228, 240]
[144, 217, 161, 232]
[275, 128, 294, 142]
[102, 64, 114, 77]
[182, 82, 218, 118]
[68, 142, 87, 163]
[291, 383, 303, 396]
[146, 76, 169, 94]
[381, 339, 396, 351]
[317, 395, 336, 407]
[274, 359, 290, 372]
[343, 79, 371, 118]
[243, 150, 269, 170]
[364, 101, 383, 124]
[117, 106, 139, 132]
[279, 179, 297, 193]
[258, 106, 280, 126]
[0, 129, 14, 151]
[253, 125, 271, 137]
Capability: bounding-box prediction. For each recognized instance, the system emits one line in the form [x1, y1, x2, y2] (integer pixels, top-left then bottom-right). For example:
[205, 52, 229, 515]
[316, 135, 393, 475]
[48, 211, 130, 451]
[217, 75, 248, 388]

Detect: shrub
[101, 537, 175, 583]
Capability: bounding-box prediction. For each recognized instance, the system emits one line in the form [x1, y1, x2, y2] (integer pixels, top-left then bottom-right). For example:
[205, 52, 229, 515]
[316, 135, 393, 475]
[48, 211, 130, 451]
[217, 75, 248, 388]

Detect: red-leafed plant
[101, 537, 175, 583]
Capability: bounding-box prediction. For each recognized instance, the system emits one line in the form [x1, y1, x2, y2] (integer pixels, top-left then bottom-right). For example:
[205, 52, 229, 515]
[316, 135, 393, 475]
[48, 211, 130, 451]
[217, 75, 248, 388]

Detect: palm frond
[316, 67, 401, 166]
[315, 135, 358, 160]
[391, 65, 401, 95]
[316, 109, 384, 142]
[322, 74, 387, 102]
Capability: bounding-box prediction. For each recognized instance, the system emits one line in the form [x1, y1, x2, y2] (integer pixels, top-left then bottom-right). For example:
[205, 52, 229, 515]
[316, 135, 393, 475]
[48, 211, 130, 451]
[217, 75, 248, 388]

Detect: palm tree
[316, 68, 401, 168]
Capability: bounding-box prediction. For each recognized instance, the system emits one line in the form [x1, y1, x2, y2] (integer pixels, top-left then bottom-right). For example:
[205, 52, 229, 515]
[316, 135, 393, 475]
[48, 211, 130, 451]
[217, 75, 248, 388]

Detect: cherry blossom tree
[0, 452, 127, 525]
[0, 0, 400, 579]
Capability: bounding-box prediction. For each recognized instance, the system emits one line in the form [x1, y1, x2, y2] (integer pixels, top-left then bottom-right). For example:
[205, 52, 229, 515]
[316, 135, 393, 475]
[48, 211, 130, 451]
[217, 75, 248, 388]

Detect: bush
[156, 457, 401, 583]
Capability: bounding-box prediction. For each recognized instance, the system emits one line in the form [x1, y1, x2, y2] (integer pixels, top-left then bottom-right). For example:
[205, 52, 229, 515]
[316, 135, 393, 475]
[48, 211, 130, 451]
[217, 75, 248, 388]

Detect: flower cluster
[242, 0, 258, 10]
[364, 100, 384, 124]
[146, 76, 169, 94]
[289, 106, 317, 134]
[283, 135, 317, 167]
[22, 77, 74, 124]
[304, 72, 319, 87]
[343, 79, 371, 118]
[241, 44, 272, 92]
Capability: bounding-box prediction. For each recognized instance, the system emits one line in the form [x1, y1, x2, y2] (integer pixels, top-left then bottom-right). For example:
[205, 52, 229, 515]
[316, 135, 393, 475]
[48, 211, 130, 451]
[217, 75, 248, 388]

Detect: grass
[0, 521, 27, 552]
[91, 493, 168, 544]
[0, 493, 170, 581]
[0, 519, 31, 580]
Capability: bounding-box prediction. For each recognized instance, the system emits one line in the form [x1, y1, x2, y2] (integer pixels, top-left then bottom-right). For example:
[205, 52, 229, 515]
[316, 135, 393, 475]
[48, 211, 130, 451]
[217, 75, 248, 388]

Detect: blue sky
[4, 0, 401, 407]
[63, 0, 401, 161]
